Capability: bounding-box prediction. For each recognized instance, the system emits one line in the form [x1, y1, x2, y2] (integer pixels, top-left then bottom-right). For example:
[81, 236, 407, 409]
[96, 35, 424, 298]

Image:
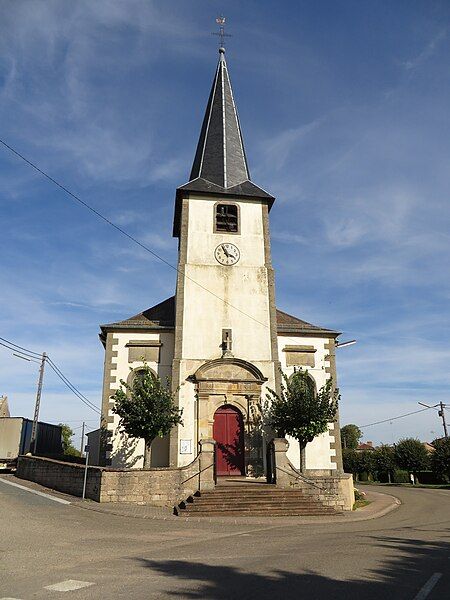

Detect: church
[98, 47, 344, 479]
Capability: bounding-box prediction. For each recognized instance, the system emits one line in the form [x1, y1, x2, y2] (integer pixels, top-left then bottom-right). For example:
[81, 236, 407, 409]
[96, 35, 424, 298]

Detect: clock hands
[221, 244, 230, 258]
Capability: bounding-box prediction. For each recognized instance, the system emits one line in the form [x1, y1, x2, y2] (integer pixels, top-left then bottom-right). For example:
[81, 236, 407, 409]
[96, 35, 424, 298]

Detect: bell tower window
[215, 203, 239, 233]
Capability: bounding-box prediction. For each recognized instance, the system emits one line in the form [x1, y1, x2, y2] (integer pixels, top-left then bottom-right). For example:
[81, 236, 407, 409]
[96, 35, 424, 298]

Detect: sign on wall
[180, 439, 192, 455]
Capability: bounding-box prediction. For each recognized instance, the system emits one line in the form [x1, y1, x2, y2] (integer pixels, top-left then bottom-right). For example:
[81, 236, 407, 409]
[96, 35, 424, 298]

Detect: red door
[213, 405, 245, 476]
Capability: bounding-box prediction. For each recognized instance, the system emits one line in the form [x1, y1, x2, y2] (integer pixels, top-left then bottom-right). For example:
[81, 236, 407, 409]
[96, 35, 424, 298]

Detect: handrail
[180, 462, 213, 486]
[275, 465, 334, 495]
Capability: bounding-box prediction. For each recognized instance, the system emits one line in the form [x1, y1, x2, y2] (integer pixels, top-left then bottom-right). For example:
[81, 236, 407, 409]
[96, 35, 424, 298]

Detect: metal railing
[275, 465, 335, 495]
[180, 462, 214, 486]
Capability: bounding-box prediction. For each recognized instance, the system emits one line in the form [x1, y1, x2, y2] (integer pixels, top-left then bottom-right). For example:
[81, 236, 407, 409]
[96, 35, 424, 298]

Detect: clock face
[214, 243, 240, 266]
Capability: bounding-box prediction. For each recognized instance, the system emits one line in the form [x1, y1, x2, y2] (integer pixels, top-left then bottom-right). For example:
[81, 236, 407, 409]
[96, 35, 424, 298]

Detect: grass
[353, 499, 371, 510]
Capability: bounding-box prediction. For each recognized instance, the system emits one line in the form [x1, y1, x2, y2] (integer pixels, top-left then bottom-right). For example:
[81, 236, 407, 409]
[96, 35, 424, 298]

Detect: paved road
[0, 479, 449, 599]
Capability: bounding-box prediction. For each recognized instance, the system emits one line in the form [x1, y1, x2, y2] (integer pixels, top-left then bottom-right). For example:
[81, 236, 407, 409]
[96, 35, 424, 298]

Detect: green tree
[59, 423, 80, 456]
[430, 438, 450, 483]
[373, 445, 396, 483]
[112, 364, 183, 467]
[394, 438, 430, 484]
[342, 448, 359, 477]
[340, 424, 362, 449]
[266, 369, 338, 472]
[358, 449, 376, 481]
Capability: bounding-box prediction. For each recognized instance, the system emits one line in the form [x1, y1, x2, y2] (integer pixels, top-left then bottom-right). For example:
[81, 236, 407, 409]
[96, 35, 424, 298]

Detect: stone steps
[175, 483, 341, 517]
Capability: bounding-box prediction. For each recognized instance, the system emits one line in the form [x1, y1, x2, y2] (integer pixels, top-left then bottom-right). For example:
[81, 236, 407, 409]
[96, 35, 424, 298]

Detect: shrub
[393, 469, 411, 483]
[395, 438, 429, 483]
[430, 438, 450, 483]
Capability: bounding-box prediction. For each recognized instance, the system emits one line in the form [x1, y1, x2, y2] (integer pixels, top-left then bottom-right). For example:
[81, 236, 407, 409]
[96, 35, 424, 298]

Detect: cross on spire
[211, 16, 231, 50]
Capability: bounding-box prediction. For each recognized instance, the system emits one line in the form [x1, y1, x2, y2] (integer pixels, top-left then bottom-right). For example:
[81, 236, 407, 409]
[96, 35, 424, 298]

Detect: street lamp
[336, 340, 357, 348]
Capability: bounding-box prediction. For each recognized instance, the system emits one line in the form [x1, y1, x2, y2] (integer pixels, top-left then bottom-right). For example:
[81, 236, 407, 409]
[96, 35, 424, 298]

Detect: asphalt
[0, 475, 449, 599]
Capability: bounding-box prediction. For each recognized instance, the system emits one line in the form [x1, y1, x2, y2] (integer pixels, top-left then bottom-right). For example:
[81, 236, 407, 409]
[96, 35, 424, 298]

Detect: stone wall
[271, 438, 355, 511]
[16, 455, 103, 501]
[16, 439, 216, 507]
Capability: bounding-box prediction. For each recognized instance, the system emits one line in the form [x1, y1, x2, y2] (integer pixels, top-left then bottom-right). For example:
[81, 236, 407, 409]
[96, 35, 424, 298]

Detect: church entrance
[213, 405, 245, 476]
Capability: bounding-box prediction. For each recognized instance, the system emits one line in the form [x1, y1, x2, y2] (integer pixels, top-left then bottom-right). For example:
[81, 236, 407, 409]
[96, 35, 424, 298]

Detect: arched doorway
[213, 405, 245, 476]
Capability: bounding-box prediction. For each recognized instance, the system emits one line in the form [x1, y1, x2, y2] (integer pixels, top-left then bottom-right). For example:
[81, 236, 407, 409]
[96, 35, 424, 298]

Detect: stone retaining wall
[16, 439, 216, 507]
[271, 438, 355, 510]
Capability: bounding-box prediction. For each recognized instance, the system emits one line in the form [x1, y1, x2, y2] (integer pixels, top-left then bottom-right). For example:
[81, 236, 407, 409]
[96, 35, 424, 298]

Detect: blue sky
[1, 1, 449, 448]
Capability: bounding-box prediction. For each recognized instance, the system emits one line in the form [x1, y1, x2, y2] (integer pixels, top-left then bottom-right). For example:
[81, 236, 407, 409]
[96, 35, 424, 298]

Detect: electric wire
[359, 406, 434, 429]
[0, 336, 41, 357]
[46, 358, 101, 414]
[0, 138, 309, 340]
[0, 340, 41, 361]
[46, 362, 101, 415]
[0, 335, 101, 415]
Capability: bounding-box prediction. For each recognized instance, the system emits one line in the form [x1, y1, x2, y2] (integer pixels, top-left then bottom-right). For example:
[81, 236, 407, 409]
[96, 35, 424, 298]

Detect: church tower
[99, 47, 343, 478]
[170, 47, 280, 471]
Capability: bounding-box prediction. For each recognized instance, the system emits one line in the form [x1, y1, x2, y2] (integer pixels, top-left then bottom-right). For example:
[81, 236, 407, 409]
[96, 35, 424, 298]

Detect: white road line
[0, 477, 70, 505]
[413, 572, 443, 600]
[44, 580, 94, 592]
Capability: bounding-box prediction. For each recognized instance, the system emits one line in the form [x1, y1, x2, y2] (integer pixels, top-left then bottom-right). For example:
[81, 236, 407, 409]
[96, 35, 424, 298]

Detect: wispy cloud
[402, 29, 447, 71]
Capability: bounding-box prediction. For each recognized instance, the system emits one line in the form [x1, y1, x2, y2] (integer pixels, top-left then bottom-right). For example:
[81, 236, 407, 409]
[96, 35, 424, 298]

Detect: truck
[0, 417, 63, 470]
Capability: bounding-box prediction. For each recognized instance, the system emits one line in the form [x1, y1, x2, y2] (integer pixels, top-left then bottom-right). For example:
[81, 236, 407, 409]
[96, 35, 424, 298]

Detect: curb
[2, 474, 401, 526]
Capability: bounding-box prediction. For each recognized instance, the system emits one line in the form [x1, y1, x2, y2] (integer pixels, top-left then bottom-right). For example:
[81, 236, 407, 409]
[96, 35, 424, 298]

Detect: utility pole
[419, 401, 448, 440]
[80, 421, 85, 456]
[438, 401, 448, 438]
[30, 352, 47, 455]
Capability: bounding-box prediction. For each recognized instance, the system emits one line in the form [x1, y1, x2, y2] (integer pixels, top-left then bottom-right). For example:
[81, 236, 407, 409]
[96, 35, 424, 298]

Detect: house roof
[100, 297, 338, 339]
[173, 48, 274, 237]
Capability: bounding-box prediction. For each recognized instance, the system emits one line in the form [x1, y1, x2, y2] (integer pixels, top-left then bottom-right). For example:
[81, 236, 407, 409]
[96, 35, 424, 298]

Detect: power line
[359, 406, 434, 429]
[0, 335, 100, 415]
[0, 138, 304, 339]
[0, 339, 41, 361]
[0, 336, 42, 357]
[46, 358, 101, 415]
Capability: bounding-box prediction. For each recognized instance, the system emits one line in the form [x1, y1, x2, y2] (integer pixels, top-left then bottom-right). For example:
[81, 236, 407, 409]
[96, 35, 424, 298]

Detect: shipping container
[0, 418, 63, 469]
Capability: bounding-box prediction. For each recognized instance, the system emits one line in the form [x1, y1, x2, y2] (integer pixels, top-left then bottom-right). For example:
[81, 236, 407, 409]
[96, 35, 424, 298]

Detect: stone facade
[94, 47, 352, 508]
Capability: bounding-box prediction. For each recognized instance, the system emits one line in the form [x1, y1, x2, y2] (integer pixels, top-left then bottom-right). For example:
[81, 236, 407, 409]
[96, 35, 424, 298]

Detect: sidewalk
[1, 473, 400, 525]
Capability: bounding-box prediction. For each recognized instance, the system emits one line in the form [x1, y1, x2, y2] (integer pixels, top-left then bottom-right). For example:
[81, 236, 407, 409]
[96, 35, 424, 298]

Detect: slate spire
[189, 48, 250, 189]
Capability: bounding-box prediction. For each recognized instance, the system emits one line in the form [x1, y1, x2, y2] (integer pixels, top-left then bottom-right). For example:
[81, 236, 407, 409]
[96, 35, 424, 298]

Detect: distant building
[357, 441, 375, 451]
[423, 442, 435, 453]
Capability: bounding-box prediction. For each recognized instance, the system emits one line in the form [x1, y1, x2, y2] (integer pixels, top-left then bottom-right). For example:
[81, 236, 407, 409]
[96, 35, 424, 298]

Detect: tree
[112, 364, 183, 467]
[342, 448, 359, 477]
[358, 449, 376, 481]
[266, 369, 338, 472]
[394, 438, 430, 483]
[430, 438, 450, 483]
[340, 424, 362, 449]
[373, 445, 396, 483]
[59, 423, 80, 456]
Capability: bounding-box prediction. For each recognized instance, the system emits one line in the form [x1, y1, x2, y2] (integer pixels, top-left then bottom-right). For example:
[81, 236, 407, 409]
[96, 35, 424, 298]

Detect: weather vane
[212, 16, 231, 49]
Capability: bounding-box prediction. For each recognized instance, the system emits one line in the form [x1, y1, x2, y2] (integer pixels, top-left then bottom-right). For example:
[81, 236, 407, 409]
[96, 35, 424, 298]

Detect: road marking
[44, 580, 94, 592]
[413, 573, 442, 600]
[1, 597, 24, 599]
[0, 477, 70, 505]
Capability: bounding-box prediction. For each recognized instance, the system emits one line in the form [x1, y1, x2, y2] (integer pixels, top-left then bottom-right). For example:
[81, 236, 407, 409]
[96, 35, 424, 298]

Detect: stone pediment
[193, 358, 267, 384]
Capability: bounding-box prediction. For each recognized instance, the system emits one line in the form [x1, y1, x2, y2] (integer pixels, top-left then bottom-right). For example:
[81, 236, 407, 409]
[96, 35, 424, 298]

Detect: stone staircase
[174, 478, 341, 517]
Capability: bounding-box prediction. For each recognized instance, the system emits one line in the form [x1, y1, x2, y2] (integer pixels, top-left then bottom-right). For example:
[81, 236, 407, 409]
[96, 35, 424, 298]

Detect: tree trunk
[299, 442, 306, 473]
[143, 440, 152, 468]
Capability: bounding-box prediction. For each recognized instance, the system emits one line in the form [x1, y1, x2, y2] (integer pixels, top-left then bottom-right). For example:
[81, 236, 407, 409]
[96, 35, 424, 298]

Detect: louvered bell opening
[215, 204, 238, 233]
